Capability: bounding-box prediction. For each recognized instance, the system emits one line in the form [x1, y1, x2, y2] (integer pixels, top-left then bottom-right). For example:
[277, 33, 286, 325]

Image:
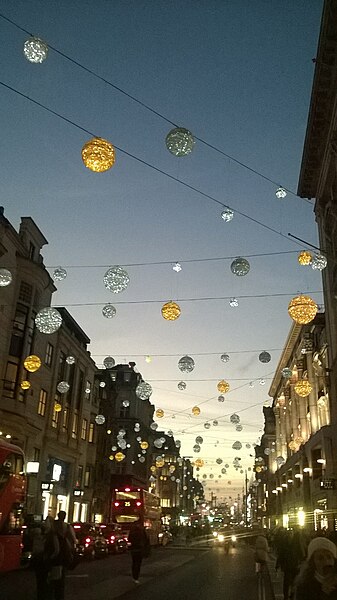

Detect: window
[33, 448, 40, 462]
[38, 389, 47, 416]
[160, 499, 171, 508]
[58, 352, 66, 381]
[85, 381, 91, 401]
[18, 281, 33, 304]
[29, 242, 35, 260]
[76, 370, 84, 410]
[84, 467, 91, 487]
[9, 304, 28, 357]
[76, 465, 83, 488]
[62, 409, 69, 431]
[3, 362, 18, 397]
[51, 403, 59, 428]
[81, 419, 88, 440]
[72, 413, 78, 439]
[45, 343, 54, 367]
[119, 403, 130, 418]
[88, 423, 94, 443]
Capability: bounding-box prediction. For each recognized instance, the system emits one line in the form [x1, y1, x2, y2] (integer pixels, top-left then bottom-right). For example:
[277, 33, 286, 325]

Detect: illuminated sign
[41, 482, 54, 491]
[320, 479, 335, 490]
[73, 489, 84, 497]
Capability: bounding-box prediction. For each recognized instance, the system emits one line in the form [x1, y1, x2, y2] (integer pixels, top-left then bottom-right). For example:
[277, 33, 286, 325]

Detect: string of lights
[0, 77, 314, 249]
[0, 11, 313, 203]
[92, 348, 283, 357]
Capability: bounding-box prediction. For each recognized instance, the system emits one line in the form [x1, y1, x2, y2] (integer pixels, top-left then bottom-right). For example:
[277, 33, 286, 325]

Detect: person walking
[52, 511, 77, 600]
[31, 518, 59, 600]
[294, 537, 337, 599]
[128, 522, 150, 584]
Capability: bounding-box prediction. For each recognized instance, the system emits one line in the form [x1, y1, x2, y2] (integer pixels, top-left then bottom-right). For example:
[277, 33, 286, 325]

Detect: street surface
[1, 542, 273, 600]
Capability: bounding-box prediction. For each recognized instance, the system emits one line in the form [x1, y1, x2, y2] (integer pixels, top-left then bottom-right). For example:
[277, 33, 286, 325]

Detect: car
[71, 523, 109, 559]
[97, 524, 128, 554]
[212, 529, 237, 552]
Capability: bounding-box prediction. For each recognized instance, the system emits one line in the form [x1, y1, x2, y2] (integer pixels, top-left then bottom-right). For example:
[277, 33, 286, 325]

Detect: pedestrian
[128, 522, 150, 584]
[52, 511, 77, 600]
[275, 528, 306, 600]
[294, 537, 337, 600]
[31, 518, 59, 600]
[255, 534, 269, 567]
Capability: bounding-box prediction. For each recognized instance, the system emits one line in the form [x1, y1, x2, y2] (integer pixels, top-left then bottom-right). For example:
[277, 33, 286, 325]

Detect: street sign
[320, 479, 335, 490]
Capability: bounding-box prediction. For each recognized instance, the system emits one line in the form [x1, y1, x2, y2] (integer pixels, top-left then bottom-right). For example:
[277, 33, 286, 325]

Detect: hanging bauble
[155, 409, 164, 418]
[165, 127, 195, 156]
[193, 444, 201, 453]
[145, 355, 152, 363]
[311, 253, 327, 271]
[54, 402, 62, 413]
[275, 187, 287, 199]
[175, 440, 181, 448]
[288, 440, 297, 451]
[282, 367, 292, 379]
[140, 441, 148, 450]
[294, 436, 304, 446]
[230, 413, 240, 424]
[229, 297, 239, 307]
[213, 420, 218, 426]
[232, 441, 242, 450]
[218, 395, 225, 403]
[204, 422, 211, 430]
[103, 356, 115, 369]
[216, 458, 223, 464]
[156, 457, 165, 468]
[24, 355, 41, 372]
[154, 438, 163, 449]
[264, 448, 270, 456]
[221, 207, 234, 222]
[194, 458, 204, 468]
[95, 414, 106, 425]
[122, 399, 130, 407]
[259, 351, 271, 364]
[192, 406, 200, 416]
[178, 381, 186, 390]
[288, 295, 317, 325]
[173, 262, 182, 272]
[220, 353, 230, 363]
[178, 355, 195, 373]
[57, 381, 70, 394]
[195, 436, 203, 444]
[102, 304, 117, 318]
[236, 424, 243, 432]
[217, 380, 230, 393]
[259, 379, 266, 386]
[103, 266, 129, 293]
[66, 355, 75, 365]
[230, 257, 250, 276]
[276, 456, 285, 467]
[136, 381, 153, 400]
[150, 422, 158, 430]
[167, 430, 173, 437]
[35, 307, 62, 334]
[115, 452, 125, 462]
[294, 379, 312, 397]
[0, 268, 13, 287]
[298, 251, 312, 266]
[82, 137, 115, 172]
[21, 380, 31, 390]
[139, 456, 145, 463]
[161, 301, 181, 321]
[23, 37, 48, 63]
[52, 267, 67, 281]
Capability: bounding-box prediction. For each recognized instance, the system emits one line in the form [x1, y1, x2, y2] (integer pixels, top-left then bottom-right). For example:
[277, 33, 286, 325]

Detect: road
[1, 542, 273, 600]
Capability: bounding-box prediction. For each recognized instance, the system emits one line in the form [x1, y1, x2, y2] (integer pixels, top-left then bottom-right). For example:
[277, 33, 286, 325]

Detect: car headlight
[213, 531, 218, 537]
[231, 535, 237, 542]
[218, 534, 225, 542]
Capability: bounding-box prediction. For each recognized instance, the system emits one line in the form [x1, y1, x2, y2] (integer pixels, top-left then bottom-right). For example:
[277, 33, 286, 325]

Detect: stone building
[0, 209, 98, 521]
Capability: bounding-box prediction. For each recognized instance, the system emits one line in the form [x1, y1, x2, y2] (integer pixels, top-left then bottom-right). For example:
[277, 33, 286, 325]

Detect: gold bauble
[54, 402, 62, 412]
[217, 380, 230, 393]
[298, 251, 312, 266]
[294, 379, 312, 397]
[140, 441, 149, 450]
[156, 458, 165, 468]
[161, 301, 181, 321]
[288, 440, 298, 451]
[24, 355, 41, 372]
[194, 458, 204, 468]
[192, 406, 201, 416]
[288, 295, 317, 325]
[169, 465, 176, 473]
[150, 465, 156, 473]
[21, 380, 31, 390]
[155, 408, 164, 418]
[115, 452, 125, 462]
[109, 454, 114, 461]
[81, 137, 116, 172]
[294, 436, 304, 446]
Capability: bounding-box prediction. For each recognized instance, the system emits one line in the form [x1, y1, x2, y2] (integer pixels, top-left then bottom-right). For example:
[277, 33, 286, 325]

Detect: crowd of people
[267, 527, 337, 599]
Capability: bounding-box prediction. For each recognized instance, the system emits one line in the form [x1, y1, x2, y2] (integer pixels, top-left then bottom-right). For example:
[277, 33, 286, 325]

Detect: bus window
[0, 503, 24, 535]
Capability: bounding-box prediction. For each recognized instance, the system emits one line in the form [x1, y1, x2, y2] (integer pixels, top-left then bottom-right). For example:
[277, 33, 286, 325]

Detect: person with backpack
[128, 522, 150, 584]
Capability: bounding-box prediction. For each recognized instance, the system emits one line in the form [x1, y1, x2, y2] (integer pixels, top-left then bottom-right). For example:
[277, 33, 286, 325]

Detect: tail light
[114, 502, 120, 507]
[136, 501, 142, 507]
[85, 537, 92, 543]
[110, 535, 115, 541]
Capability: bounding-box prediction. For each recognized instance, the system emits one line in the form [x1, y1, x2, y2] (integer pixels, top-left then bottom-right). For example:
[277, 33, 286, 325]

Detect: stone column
[307, 351, 319, 434]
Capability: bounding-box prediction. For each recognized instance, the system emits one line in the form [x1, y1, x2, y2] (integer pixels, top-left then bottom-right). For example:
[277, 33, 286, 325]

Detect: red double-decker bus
[0, 440, 26, 572]
[111, 487, 162, 545]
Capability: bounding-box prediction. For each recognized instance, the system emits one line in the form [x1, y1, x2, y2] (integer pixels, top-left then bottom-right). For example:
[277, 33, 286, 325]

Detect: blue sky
[0, 0, 324, 501]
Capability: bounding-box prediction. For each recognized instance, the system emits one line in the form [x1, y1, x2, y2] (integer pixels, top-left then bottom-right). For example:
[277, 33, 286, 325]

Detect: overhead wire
[0, 11, 313, 204]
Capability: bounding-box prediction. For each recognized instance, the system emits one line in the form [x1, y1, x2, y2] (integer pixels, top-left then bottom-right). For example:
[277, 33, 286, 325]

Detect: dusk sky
[0, 0, 324, 501]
